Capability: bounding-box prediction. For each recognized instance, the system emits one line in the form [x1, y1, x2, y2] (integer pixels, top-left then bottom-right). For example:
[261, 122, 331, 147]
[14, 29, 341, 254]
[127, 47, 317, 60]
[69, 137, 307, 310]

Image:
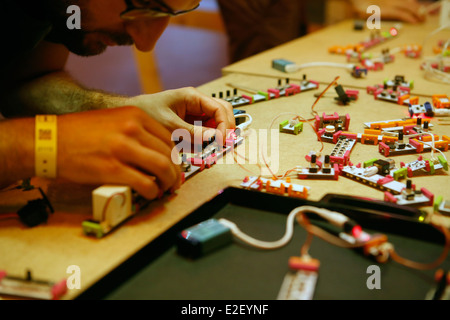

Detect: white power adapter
[92, 185, 132, 229]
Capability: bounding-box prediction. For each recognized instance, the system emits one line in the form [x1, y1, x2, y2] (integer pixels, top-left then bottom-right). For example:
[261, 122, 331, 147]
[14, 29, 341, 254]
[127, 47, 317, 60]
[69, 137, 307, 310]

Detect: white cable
[422, 24, 450, 49]
[218, 206, 352, 250]
[235, 113, 253, 131]
[420, 140, 448, 163]
[405, 132, 447, 162]
[422, 56, 450, 84]
[420, 23, 450, 84]
[218, 212, 297, 250]
[443, 39, 450, 52]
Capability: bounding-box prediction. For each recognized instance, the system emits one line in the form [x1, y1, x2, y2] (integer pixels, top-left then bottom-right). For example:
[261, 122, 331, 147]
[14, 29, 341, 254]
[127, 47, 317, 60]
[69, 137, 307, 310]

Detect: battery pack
[272, 59, 296, 72]
[176, 219, 233, 259]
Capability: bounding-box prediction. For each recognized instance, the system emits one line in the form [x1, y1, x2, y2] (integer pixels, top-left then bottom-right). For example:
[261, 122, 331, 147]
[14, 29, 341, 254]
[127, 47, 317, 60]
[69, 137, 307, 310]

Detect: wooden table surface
[0, 15, 449, 300]
[222, 16, 450, 96]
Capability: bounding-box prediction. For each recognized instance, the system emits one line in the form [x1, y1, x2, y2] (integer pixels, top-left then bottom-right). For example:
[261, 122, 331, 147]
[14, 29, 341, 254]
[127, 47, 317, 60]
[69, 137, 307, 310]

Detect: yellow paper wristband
[35, 115, 57, 178]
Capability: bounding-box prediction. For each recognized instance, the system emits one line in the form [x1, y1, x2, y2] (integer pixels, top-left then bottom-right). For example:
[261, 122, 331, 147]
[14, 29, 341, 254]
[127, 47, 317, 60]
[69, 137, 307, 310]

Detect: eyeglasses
[121, 0, 199, 20]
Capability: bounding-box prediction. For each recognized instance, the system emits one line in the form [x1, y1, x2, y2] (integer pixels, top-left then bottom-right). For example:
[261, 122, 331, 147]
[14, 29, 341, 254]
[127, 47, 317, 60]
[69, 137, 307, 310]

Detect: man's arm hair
[0, 40, 130, 117]
[0, 118, 35, 188]
[1, 71, 130, 117]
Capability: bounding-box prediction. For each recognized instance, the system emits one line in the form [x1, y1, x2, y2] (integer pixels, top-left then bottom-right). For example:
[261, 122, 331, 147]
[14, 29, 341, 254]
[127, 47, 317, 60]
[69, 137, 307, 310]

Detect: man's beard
[46, 27, 134, 57]
[42, 0, 134, 56]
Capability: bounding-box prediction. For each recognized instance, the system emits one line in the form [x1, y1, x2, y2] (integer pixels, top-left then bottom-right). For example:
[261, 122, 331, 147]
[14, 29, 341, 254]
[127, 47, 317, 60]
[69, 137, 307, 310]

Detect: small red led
[352, 225, 363, 238]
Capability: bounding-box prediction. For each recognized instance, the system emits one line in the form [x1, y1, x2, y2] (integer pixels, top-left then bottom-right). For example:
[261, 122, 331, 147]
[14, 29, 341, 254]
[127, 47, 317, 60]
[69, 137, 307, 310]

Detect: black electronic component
[354, 20, 364, 30]
[17, 199, 49, 227]
[16, 188, 54, 227]
[404, 180, 415, 200]
[276, 78, 291, 90]
[179, 153, 191, 173]
[322, 155, 331, 174]
[374, 159, 391, 175]
[234, 109, 247, 126]
[309, 154, 318, 173]
[301, 74, 309, 85]
[394, 75, 405, 84]
[334, 84, 351, 105]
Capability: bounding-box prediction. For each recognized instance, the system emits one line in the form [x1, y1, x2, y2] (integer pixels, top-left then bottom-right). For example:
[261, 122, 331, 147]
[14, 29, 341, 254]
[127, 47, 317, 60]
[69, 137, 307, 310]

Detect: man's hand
[57, 106, 181, 199]
[126, 87, 236, 145]
[350, 0, 426, 24]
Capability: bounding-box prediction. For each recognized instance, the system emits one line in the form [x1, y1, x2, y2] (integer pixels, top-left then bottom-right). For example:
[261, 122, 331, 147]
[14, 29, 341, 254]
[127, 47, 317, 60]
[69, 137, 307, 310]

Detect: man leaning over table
[0, 0, 236, 200]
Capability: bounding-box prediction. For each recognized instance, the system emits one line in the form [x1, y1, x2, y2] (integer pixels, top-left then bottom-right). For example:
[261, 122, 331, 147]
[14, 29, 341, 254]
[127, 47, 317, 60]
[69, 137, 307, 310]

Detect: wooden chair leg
[132, 46, 163, 94]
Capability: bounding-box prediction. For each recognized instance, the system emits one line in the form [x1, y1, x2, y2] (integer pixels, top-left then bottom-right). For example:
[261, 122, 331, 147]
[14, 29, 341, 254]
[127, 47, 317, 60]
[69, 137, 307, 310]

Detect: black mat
[77, 188, 450, 300]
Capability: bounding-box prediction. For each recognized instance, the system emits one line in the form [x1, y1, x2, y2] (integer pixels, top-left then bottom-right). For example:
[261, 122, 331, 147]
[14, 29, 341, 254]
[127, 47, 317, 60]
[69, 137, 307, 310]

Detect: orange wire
[237, 76, 340, 184]
[279, 167, 298, 179]
[232, 148, 264, 190]
[293, 115, 325, 153]
[230, 132, 296, 188]
[388, 222, 450, 270]
[296, 210, 450, 271]
[232, 142, 263, 173]
[260, 146, 278, 180]
[296, 213, 363, 250]
[310, 76, 340, 117]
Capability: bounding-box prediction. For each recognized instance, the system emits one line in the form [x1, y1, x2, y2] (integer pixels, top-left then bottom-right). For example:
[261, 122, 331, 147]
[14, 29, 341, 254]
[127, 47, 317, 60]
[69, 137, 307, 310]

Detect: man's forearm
[1, 71, 131, 117]
[0, 118, 35, 188]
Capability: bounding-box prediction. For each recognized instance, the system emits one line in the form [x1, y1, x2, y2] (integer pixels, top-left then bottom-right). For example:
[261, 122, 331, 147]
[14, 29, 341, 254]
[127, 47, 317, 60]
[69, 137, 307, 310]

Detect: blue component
[233, 109, 246, 115]
[176, 219, 232, 258]
[352, 67, 368, 78]
[408, 105, 414, 117]
[272, 59, 295, 72]
[424, 101, 433, 116]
